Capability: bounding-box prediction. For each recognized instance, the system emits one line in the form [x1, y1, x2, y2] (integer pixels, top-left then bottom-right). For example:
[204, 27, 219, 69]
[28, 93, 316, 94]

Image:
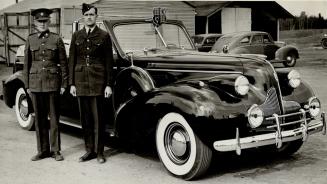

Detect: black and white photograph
[0, 0, 326, 183]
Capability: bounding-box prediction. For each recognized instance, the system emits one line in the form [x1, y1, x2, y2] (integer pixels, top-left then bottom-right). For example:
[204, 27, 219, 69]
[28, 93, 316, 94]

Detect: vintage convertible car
[192, 33, 223, 52]
[211, 31, 300, 67]
[2, 10, 326, 180]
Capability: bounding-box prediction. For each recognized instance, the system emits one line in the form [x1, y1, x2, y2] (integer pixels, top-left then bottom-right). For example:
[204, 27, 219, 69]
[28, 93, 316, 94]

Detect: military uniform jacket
[24, 31, 68, 92]
[68, 26, 114, 96]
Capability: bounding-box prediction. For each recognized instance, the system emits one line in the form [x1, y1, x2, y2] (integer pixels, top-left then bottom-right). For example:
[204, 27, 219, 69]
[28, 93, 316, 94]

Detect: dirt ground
[0, 46, 327, 184]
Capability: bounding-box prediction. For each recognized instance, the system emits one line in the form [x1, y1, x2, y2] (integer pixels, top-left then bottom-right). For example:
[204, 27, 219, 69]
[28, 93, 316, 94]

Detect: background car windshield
[192, 36, 204, 44]
[113, 23, 193, 53]
[211, 36, 232, 51]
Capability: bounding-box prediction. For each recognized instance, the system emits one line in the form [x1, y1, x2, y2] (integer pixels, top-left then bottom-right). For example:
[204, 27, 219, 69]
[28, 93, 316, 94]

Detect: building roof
[1, 0, 293, 19]
[186, 1, 293, 18]
[0, 0, 98, 14]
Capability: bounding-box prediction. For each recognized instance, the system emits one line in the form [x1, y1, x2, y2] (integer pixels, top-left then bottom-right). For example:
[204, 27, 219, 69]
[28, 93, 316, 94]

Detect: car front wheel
[15, 88, 34, 130]
[156, 112, 212, 180]
[283, 53, 297, 67]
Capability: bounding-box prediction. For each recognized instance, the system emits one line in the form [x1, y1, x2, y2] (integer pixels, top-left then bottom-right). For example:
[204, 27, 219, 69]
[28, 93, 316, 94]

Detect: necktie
[87, 29, 91, 36]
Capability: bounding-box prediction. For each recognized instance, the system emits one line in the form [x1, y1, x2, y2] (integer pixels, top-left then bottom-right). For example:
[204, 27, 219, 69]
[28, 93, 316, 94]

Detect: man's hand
[60, 87, 65, 95]
[104, 86, 112, 98]
[70, 85, 77, 97]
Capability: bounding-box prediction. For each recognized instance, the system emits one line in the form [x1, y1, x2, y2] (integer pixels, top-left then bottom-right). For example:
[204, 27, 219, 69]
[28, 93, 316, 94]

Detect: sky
[0, 0, 327, 18]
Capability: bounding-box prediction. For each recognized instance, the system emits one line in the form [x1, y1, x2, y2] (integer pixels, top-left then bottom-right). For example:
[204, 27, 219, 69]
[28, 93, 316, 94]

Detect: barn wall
[221, 8, 251, 34]
[93, 1, 195, 36]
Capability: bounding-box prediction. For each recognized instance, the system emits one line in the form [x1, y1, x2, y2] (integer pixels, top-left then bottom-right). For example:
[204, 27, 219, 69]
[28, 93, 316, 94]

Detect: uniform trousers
[77, 96, 104, 154]
[31, 92, 61, 153]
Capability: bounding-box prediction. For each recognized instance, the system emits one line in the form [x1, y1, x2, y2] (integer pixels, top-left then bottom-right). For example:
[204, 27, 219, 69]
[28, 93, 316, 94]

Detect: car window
[192, 36, 204, 44]
[263, 34, 273, 43]
[239, 36, 250, 44]
[205, 37, 217, 45]
[251, 35, 263, 44]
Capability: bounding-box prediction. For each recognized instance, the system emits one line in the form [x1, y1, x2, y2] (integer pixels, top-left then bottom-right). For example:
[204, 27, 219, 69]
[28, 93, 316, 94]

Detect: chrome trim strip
[213, 121, 324, 152]
[266, 110, 309, 120]
[59, 119, 82, 129]
[147, 68, 242, 74]
[267, 118, 312, 128]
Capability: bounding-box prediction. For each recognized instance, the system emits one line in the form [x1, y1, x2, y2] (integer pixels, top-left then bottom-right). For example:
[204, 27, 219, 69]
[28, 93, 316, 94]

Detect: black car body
[2, 16, 326, 180]
[211, 31, 300, 67]
[192, 34, 223, 52]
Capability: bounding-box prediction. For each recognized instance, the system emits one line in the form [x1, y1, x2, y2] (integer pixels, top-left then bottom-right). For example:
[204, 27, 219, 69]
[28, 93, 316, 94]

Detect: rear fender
[2, 71, 26, 108]
[275, 46, 299, 60]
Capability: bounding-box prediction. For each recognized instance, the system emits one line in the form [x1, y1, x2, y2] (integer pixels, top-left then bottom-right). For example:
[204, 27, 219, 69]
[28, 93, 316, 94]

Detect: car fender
[281, 80, 315, 105]
[275, 45, 299, 60]
[112, 66, 155, 111]
[2, 71, 26, 108]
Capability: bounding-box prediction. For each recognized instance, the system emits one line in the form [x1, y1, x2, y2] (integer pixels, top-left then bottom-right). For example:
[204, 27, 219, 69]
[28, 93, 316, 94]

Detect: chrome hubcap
[19, 95, 29, 121]
[164, 123, 190, 165]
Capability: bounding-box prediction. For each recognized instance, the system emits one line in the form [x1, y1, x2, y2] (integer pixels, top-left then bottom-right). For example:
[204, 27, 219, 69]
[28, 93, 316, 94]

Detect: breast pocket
[46, 44, 58, 60]
[92, 39, 104, 51]
[30, 45, 40, 60]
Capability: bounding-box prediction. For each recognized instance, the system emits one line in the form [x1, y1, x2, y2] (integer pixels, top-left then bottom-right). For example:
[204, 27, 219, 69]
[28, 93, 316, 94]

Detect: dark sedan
[192, 33, 222, 52]
[211, 31, 299, 67]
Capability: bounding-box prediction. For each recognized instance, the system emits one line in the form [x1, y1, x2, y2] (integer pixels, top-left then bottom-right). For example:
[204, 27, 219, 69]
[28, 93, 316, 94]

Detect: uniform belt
[84, 58, 102, 65]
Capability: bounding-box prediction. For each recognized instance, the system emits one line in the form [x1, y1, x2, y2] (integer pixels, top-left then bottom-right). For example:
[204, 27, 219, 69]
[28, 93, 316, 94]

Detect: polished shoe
[52, 151, 64, 161]
[79, 152, 96, 162]
[31, 152, 50, 161]
[97, 154, 106, 164]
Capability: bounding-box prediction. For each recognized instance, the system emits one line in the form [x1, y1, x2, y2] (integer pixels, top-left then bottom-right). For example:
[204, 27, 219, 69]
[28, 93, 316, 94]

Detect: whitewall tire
[156, 112, 212, 180]
[15, 88, 34, 130]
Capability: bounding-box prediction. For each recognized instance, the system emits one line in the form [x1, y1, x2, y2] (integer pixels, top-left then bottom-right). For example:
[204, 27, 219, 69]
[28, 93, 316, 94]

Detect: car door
[249, 34, 264, 54]
[263, 33, 279, 60]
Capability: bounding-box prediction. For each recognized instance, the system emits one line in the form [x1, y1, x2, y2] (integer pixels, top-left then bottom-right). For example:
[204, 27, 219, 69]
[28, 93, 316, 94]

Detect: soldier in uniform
[69, 3, 114, 164]
[24, 8, 68, 161]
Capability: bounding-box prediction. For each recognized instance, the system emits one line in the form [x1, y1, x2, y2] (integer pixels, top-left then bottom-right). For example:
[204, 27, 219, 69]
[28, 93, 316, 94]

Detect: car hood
[132, 49, 280, 105]
[132, 49, 244, 73]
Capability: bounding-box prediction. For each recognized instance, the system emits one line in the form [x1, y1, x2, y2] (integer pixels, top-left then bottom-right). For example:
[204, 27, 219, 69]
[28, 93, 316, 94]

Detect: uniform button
[86, 63, 89, 66]
[87, 47, 90, 50]
[42, 51, 45, 54]
[41, 43, 45, 45]
[42, 67, 45, 69]
[87, 39, 90, 42]
[42, 59, 45, 62]
[87, 55, 89, 58]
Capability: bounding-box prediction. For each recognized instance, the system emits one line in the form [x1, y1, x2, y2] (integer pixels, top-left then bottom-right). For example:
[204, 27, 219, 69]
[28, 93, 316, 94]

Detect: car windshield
[113, 22, 194, 53]
[211, 36, 232, 52]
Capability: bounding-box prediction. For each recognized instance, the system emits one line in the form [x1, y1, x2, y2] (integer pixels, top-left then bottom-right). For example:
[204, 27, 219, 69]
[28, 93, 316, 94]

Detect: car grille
[259, 88, 303, 130]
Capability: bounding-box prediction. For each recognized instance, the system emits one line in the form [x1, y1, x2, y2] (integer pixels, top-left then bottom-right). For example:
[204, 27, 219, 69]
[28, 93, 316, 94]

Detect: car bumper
[213, 111, 326, 154]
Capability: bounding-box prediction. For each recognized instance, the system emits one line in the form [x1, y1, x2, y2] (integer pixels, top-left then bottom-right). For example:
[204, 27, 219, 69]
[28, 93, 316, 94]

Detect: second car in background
[192, 33, 222, 52]
[211, 31, 299, 67]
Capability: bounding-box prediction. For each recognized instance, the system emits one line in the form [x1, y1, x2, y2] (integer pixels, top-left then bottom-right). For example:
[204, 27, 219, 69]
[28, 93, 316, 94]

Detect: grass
[279, 29, 327, 48]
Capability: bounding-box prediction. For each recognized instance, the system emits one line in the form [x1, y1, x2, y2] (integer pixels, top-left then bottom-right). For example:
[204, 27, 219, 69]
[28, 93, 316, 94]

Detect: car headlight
[247, 104, 264, 128]
[308, 97, 321, 117]
[235, 76, 249, 95]
[288, 70, 301, 88]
